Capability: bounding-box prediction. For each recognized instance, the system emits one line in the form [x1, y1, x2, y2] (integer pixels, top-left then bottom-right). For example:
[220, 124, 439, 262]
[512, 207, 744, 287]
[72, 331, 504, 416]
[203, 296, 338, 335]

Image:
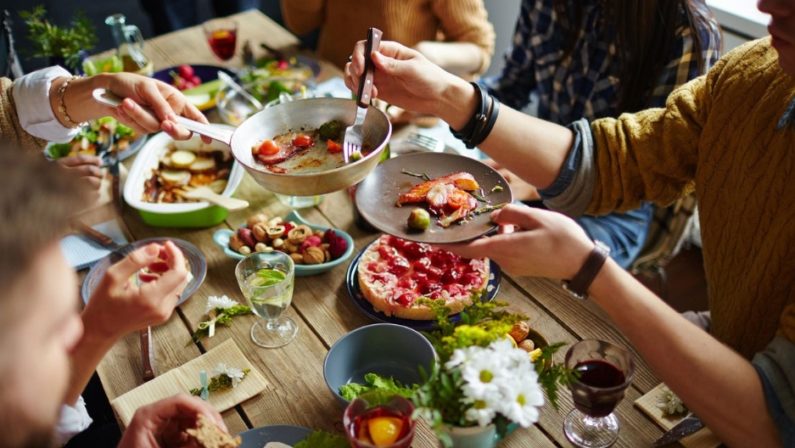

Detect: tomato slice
[326, 139, 342, 154]
[292, 134, 314, 148]
[256, 139, 280, 156]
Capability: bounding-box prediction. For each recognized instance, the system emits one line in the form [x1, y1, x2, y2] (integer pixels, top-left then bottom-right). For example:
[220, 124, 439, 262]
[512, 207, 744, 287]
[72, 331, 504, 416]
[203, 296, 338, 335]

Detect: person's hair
[0, 148, 90, 295]
[555, 0, 720, 113]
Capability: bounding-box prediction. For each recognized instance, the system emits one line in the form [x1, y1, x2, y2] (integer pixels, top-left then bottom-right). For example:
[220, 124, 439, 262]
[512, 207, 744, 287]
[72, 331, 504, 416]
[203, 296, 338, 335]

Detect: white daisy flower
[498, 376, 545, 427]
[213, 363, 247, 387]
[465, 399, 497, 427]
[205, 295, 239, 314]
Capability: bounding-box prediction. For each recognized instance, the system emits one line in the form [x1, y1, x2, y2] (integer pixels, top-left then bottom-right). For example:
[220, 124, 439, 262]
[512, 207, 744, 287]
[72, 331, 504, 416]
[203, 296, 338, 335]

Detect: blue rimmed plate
[239, 425, 312, 448]
[345, 238, 501, 331]
[81, 237, 207, 307]
[212, 210, 355, 277]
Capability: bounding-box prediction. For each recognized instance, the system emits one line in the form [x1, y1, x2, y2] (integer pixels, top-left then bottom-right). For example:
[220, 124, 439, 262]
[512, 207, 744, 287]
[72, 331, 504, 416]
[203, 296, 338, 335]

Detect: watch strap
[562, 241, 610, 299]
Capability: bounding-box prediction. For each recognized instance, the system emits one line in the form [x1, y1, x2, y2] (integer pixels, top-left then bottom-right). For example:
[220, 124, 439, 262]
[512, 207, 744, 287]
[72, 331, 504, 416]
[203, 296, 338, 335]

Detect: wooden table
[95, 10, 668, 447]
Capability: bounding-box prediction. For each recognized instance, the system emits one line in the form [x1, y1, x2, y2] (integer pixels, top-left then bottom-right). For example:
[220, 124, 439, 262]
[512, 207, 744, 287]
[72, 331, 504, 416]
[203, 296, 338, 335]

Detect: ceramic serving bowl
[123, 130, 245, 228]
[212, 210, 354, 277]
[323, 323, 436, 405]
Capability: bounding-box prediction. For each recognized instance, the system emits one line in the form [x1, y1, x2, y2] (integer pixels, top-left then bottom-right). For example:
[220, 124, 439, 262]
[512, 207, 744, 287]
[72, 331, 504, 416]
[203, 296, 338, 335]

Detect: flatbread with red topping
[357, 235, 489, 320]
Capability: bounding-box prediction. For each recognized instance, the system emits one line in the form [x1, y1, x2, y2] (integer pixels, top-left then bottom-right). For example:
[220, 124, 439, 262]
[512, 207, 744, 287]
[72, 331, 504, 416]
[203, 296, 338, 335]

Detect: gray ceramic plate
[239, 425, 312, 447]
[355, 153, 513, 244]
[81, 237, 207, 307]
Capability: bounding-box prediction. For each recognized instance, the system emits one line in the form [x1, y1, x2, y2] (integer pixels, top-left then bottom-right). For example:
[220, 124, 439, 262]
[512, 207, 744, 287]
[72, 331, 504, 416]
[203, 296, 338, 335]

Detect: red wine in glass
[208, 30, 237, 60]
[203, 19, 237, 61]
[572, 359, 627, 417]
[563, 340, 634, 448]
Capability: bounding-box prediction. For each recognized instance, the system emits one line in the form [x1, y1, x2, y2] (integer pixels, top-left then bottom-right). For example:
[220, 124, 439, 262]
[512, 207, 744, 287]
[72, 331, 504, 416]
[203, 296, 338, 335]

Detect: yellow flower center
[479, 370, 493, 383]
[474, 400, 487, 410]
[517, 393, 526, 406]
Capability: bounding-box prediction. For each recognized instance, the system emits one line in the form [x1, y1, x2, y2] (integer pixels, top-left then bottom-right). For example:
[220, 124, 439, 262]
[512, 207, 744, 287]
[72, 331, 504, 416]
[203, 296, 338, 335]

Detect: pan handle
[91, 88, 234, 144]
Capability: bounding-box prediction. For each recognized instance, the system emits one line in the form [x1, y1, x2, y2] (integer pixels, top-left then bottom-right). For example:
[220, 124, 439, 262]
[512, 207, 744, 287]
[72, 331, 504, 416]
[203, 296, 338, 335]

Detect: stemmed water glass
[563, 339, 635, 448]
[235, 251, 297, 348]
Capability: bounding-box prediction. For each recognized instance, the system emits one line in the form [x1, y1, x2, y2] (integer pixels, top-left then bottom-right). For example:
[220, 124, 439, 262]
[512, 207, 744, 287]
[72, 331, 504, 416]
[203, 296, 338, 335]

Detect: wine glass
[563, 340, 635, 448]
[235, 251, 297, 348]
[343, 393, 416, 448]
[203, 18, 238, 61]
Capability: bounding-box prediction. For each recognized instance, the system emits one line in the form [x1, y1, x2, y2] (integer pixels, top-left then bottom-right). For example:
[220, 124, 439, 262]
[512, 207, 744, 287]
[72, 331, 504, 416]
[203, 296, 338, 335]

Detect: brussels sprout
[407, 208, 431, 231]
[318, 119, 344, 140]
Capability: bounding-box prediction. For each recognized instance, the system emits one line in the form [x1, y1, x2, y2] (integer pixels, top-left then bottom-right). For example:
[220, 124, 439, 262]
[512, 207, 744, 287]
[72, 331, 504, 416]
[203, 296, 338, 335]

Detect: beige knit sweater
[0, 78, 46, 152]
[280, 0, 495, 73]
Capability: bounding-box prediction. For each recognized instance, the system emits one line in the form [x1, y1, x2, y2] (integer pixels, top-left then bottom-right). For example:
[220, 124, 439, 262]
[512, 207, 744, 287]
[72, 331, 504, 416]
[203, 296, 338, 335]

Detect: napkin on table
[60, 220, 127, 270]
[110, 339, 268, 427]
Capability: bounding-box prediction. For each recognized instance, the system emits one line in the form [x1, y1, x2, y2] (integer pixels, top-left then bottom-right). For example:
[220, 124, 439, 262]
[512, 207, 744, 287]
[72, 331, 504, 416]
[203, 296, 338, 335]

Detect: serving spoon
[179, 186, 249, 211]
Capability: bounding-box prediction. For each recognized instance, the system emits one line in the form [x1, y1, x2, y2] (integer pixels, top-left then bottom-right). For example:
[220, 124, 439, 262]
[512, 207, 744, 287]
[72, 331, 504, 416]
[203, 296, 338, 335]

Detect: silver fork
[407, 132, 444, 152]
[344, 27, 383, 163]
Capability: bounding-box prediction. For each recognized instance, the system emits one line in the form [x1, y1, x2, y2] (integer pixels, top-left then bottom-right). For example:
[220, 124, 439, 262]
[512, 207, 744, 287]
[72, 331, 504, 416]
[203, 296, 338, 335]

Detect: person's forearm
[414, 41, 484, 77]
[49, 74, 113, 127]
[65, 314, 118, 405]
[588, 260, 781, 447]
[438, 78, 573, 189]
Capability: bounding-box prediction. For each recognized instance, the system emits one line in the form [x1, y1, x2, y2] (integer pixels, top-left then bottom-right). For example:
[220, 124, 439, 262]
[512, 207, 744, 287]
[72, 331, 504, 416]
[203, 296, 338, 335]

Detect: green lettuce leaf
[338, 372, 417, 401]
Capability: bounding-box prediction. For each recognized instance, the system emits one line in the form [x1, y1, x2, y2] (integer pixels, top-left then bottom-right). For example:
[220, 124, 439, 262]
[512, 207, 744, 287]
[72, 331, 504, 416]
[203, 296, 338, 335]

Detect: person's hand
[118, 394, 226, 448]
[102, 72, 210, 141]
[67, 72, 211, 142]
[56, 154, 103, 190]
[81, 241, 189, 339]
[443, 204, 593, 279]
[344, 40, 462, 117]
[484, 159, 541, 202]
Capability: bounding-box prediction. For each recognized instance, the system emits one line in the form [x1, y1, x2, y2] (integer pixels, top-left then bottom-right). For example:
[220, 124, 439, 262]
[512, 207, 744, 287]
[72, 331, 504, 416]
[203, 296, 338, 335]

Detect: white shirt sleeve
[54, 395, 93, 445]
[11, 66, 81, 143]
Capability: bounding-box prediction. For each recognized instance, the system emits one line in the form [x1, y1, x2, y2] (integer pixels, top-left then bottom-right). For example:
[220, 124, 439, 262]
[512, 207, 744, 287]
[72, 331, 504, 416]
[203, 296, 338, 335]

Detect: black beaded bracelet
[449, 82, 500, 149]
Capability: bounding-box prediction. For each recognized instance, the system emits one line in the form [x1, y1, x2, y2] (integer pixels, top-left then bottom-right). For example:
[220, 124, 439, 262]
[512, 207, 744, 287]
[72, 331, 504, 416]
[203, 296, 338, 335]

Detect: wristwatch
[561, 240, 610, 300]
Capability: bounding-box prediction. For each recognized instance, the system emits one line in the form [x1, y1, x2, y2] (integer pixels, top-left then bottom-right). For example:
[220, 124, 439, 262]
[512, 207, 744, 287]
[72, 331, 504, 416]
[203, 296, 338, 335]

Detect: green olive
[407, 208, 431, 231]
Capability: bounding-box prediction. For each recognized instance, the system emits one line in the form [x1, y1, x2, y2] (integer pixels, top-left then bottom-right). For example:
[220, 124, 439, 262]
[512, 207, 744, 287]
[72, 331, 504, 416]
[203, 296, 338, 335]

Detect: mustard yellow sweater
[591, 38, 795, 358]
[280, 0, 495, 73]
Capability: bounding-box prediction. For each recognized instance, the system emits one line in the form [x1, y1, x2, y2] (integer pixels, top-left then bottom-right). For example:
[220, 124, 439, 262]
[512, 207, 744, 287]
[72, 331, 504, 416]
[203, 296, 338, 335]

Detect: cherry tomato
[292, 134, 314, 148]
[148, 261, 170, 274]
[326, 139, 342, 154]
[178, 64, 195, 78]
[138, 272, 159, 283]
[256, 139, 280, 156]
[190, 75, 202, 86]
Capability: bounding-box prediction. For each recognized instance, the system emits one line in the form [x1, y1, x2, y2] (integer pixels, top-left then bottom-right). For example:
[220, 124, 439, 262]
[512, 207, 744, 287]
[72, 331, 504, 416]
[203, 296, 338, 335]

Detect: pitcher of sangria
[105, 14, 153, 75]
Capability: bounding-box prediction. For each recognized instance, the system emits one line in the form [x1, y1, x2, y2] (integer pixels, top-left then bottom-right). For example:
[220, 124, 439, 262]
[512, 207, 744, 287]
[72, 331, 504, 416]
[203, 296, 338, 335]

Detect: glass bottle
[105, 14, 152, 75]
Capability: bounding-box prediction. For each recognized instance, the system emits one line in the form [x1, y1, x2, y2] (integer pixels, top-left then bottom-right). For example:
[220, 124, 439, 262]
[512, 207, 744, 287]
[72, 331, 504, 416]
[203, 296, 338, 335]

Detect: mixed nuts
[229, 213, 348, 265]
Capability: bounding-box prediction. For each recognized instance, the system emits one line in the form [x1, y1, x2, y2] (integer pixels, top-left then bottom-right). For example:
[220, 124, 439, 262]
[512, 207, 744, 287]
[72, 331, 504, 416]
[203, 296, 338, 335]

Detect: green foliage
[20, 6, 97, 71]
[534, 342, 577, 409]
[293, 430, 348, 448]
[189, 368, 250, 396]
[191, 304, 252, 342]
